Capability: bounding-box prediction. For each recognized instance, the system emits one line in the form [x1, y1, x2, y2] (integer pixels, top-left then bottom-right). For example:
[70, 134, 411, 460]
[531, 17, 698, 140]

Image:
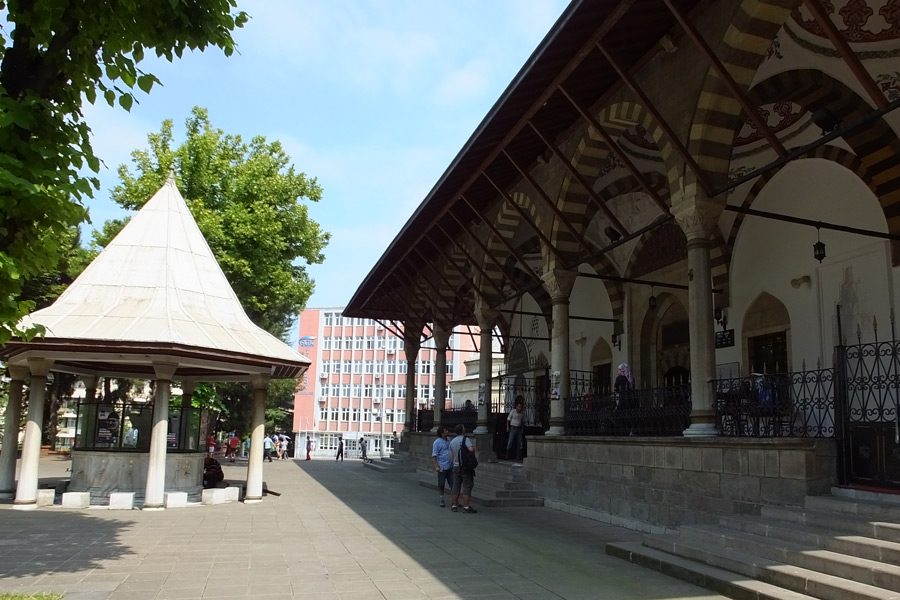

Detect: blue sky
[82, 0, 569, 316]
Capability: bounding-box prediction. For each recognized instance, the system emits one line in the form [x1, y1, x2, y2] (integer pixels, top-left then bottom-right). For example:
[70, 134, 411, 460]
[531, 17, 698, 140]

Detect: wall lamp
[813, 227, 826, 263]
[714, 306, 728, 331]
[611, 333, 621, 351]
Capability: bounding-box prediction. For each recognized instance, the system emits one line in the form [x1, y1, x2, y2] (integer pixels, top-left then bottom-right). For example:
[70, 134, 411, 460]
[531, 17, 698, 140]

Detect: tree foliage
[0, 0, 247, 344]
[97, 107, 330, 338]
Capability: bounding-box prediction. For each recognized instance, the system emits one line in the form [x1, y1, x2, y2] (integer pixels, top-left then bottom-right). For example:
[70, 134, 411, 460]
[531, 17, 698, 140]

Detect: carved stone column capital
[541, 269, 578, 303]
[672, 194, 723, 242]
[432, 322, 453, 349]
[473, 296, 498, 329]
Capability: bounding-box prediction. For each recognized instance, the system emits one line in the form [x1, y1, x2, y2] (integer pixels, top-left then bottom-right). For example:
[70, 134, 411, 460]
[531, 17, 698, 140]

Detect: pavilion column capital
[153, 362, 178, 382]
[250, 374, 270, 391]
[473, 297, 498, 329]
[26, 358, 53, 378]
[7, 365, 28, 381]
[672, 193, 723, 242]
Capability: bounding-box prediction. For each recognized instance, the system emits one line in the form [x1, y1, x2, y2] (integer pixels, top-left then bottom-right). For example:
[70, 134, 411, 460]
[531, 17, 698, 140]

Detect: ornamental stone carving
[541, 269, 578, 302]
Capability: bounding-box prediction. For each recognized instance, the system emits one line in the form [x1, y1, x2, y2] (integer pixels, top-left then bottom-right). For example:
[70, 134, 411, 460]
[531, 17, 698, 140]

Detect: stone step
[607, 541, 820, 600]
[678, 525, 900, 593]
[762, 506, 900, 544]
[641, 534, 899, 600]
[415, 474, 543, 508]
[720, 515, 900, 566]
[364, 459, 415, 473]
[806, 495, 900, 522]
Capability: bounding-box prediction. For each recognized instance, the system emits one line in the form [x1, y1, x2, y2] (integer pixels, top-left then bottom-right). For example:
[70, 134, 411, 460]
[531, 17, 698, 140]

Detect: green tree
[0, 0, 247, 344]
[96, 107, 329, 338]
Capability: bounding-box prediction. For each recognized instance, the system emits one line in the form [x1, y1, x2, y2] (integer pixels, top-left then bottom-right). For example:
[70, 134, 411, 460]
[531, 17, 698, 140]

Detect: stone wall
[526, 436, 837, 533]
[70, 450, 205, 505]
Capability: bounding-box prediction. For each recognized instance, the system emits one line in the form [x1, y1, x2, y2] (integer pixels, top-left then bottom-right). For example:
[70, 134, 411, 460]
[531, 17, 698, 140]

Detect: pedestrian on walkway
[336, 436, 344, 461]
[262, 434, 274, 462]
[506, 396, 526, 461]
[306, 436, 312, 460]
[431, 426, 452, 507]
[449, 424, 477, 514]
[208, 433, 217, 457]
[227, 434, 239, 462]
[360, 437, 368, 462]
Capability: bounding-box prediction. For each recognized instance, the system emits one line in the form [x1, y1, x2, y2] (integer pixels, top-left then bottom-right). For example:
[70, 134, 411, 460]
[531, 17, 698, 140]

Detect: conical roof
[8, 176, 309, 379]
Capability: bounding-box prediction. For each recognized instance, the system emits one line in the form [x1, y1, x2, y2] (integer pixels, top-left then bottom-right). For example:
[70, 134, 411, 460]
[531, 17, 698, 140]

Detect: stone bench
[61, 491, 90, 509]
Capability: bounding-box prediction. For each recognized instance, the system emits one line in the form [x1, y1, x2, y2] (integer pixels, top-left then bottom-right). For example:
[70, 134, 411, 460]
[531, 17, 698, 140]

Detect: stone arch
[742, 291, 791, 373]
[686, 0, 796, 189]
[590, 337, 614, 392]
[638, 291, 690, 388]
[747, 70, 900, 260]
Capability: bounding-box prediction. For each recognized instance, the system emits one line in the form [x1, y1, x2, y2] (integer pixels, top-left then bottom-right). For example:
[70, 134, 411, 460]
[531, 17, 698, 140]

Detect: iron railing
[564, 385, 692, 436]
[713, 369, 835, 438]
[498, 369, 550, 431]
[441, 406, 478, 434]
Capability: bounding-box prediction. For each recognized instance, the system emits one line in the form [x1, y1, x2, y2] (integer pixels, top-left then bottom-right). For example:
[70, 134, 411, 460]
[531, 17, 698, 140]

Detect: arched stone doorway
[639, 292, 690, 388]
[590, 338, 613, 393]
[742, 292, 791, 374]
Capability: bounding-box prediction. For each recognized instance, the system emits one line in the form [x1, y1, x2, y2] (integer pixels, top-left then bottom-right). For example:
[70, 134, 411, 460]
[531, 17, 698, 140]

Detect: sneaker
[463, 506, 478, 514]
[451, 505, 459, 512]
[439, 498, 445, 507]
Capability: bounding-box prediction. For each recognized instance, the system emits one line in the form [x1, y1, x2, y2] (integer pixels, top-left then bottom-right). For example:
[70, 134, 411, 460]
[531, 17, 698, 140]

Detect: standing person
[280, 434, 290, 460]
[305, 436, 312, 461]
[506, 396, 526, 461]
[336, 436, 344, 462]
[359, 437, 368, 462]
[262, 434, 274, 463]
[207, 434, 216, 457]
[449, 424, 477, 514]
[431, 427, 452, 507]
[615, 363, 635, 435]
[227, 434, 239, 463]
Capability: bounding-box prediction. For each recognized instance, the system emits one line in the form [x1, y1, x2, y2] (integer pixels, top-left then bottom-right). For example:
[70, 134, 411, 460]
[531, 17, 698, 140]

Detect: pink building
[293, 307, 480, 458]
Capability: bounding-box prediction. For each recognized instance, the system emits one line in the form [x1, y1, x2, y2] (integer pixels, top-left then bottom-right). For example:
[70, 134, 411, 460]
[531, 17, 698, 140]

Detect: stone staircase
[608, 488, 900, 600]
[363, 451, 417, 473]
[417, 461, 544, 508]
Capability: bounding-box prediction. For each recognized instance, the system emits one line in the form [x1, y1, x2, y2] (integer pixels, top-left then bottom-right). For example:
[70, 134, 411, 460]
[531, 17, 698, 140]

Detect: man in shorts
[431, 427, 452, 507]
[449, 424, 477, 514]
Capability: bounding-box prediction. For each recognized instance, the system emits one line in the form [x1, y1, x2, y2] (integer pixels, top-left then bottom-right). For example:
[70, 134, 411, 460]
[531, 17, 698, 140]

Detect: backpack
[458, 436, 478, 471]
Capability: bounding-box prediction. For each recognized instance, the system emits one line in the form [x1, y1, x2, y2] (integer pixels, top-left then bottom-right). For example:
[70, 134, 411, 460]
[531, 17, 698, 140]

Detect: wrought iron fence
[564, 385, 691, 436]
[713, 369, 835, 438]
[498, 369, 550, 431]
[842, 340, 900, 427]
[441, 406, 477, 434]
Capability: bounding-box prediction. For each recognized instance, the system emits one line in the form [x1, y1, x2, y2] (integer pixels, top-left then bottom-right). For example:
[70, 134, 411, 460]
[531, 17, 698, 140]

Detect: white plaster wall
[729, 158, 892, 373]
[569, 266, 615, 373]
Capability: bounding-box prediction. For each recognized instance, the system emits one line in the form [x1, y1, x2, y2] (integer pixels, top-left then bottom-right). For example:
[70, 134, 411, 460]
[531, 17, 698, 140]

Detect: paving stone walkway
[0, 455, 727, 600]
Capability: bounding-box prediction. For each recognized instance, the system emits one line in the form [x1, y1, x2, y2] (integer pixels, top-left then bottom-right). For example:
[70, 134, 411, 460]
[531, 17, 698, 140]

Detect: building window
[354, 338, 363, 350]
[333, 360, 341, 374]
[366, 337, 375, 350]
[421, 386, 431, 400]
[399, 362, 408, 374]
[320, 362, 330, 374]
[352, 383, 362, 397]
[340, 407, 349, 421]
[363, 408, 371, 422]
[365, 360, 374, 374]
[343, 360, 352, 373]
[397, 409, 406, 424]
[323, 338, 332, 350]
[377, 337, 386, 349]
[352, 408, 360, 421]
[318, 407, 327, 420]
[341, 384, 350, 397]
[329, 408, 339, 421]
[324, 313, 333, 327]
[344, 337, 353, 350]
[353, 362, 362, 374]
[387, 362, 397, 374]
[399, 339, 405, 350]
[364, 384, 372, 398]
[384, 409, 394, 423]
[447, 360, 453, 375]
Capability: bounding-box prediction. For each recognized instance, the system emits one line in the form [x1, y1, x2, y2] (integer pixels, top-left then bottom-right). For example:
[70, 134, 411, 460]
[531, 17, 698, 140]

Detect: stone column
[542, 269, 578, 436]
[674, 195, 722, 436]
[473, 299, 498, 435]
[404, 343, 420, 436]
[14, 358, 53, 508]
[82, 375, 98, 404]
[144, 362, 177, 509]
[0, 365, 28, 499]
[179, 380, 196, 450]
[245, 374, 269, 502]
[431, 323, 452, 432]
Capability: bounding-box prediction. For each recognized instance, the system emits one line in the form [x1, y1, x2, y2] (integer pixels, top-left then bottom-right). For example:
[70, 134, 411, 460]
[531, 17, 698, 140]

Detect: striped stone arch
[556, 102, 680, 244]
[748, 69, 900, 258]
[583, 171, 672, 322]
[727, 145, 877, 255]
[686, 0, 796, 189]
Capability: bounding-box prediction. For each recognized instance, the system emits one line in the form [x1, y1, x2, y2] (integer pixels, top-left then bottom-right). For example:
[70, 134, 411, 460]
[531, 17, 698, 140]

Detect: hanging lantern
[649, 288, 657, 310]
[813, 228, 826, 263]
